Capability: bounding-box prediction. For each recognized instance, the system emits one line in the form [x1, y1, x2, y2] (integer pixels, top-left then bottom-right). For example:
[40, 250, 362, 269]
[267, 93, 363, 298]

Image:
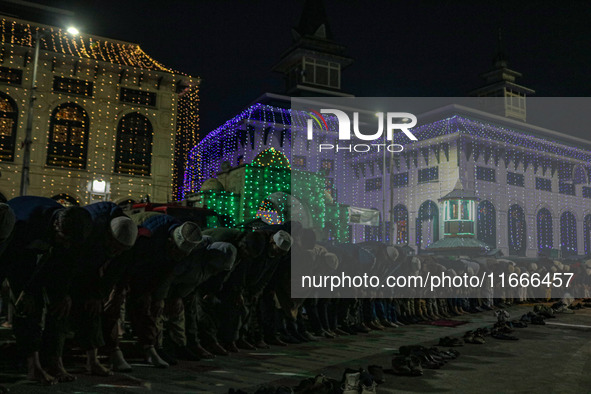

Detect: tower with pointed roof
[272, 0, 353, 97]
[470, 29, 534, 122]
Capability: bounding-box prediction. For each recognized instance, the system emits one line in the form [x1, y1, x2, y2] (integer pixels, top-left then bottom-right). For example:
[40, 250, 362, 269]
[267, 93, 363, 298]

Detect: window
[418, 166, 438, 183]
[53, 77, 93, 97]
[114, 113, 153, 176]
[559, 182, 575, 196]
[536, 177, 552, 192]
[583, 186, 591, 199]
[507, 171, 525, 187]
[391, 172, 409, 188]
[320, 159, 334, 174]
[365, 177, 382, 192]
[293, 155, 307, 169]
[0, 92, 17, 161]
[46, 103, 89, 169]
[477, 200, 496, 247]
[585, 214, 591, 255]
[476, 166, 496, 182]
[560, 211, 577, 256]
[364, 225, 380, 242]
[416, 200, 439, 248]
[302, 57, 341, 89]
[537, 208, 553, 254]
[508, 204, 526, 256]
[120, 87, 157, 107]
[393, 204, 408, 244]
[0, 66, 23, 85]
[325, 177, 337, 201]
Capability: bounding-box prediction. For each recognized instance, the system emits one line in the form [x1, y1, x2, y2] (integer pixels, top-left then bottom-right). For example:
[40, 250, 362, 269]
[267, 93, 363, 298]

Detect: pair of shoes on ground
[342, 368, 378, 394]
[399, 345, 455, 369]
[391, 355, 423, 376]
[521, 312, 545, 325]
[533, 305, 556, 319]
[463, 330, 485, 344]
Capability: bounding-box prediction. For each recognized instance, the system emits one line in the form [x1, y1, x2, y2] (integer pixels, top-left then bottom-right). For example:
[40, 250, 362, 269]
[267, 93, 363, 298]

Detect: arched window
[47, 103, 89, 169]
[393, 204, 408, 244]
[536, 208, 553, 255]
[572, 165, 587, 185]
[477, 200, 496, 248]
[0, 92, 18, 162]
[51, 193, 79, 207]
[416, 200, 439, 250]
[584, 214, 591, 256]
[508, 204, 526, 256]
[560, 211, 577, 257]
[114, 113, 153, 176]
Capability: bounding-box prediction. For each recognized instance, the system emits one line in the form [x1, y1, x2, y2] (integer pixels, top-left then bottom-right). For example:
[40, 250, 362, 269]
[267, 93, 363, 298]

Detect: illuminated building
[0, 13, 199, 205]
[182, 0, 591, 258]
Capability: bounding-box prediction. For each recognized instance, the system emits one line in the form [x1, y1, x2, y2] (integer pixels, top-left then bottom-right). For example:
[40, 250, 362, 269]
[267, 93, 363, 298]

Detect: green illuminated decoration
[252, 147, 291, 168]
[440, 183, 478, 237]
[190, 152, 349, 242]
[200, 190, 240, 227]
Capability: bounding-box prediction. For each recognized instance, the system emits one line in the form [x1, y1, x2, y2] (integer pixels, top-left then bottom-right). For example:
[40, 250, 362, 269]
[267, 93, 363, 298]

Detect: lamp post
[19, 29, 41, 196]
[19, 26, 79, 196]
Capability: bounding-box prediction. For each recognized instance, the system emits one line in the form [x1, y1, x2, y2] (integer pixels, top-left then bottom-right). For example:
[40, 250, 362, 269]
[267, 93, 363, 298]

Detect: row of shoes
[229, 366, 384, 394]
[391, 345, 460, 376]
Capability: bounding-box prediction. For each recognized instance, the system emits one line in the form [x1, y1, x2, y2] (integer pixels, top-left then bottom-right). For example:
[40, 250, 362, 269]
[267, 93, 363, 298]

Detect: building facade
[182, 0, 590, 257]
[0, 16, 199, 205]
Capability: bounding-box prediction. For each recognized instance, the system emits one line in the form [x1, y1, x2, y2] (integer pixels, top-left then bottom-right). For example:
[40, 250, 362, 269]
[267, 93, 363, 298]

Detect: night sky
[31, 1, 591, 137]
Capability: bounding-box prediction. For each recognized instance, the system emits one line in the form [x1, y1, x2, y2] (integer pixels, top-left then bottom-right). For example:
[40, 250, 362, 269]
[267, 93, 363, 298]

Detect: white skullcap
[322, 252, 339, 270]
[411, 257, 421, 272]
[207, 242, 237, 271]
[273, 230, 293, 251]
[386, 246, 399, 261]
[110, 216, 138, 247]
[529, 263, 538, 272]
[0, 203, 15, 242]
[173, 222, 202, 253]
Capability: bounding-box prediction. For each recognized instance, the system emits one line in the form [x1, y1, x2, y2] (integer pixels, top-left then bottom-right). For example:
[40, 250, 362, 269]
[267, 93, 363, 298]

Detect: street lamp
[19, 28, 42, 196]
[19, 25, 79, 196]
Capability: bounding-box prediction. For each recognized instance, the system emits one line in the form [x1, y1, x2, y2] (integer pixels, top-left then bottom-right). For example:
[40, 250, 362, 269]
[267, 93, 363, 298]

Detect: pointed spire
[295, 0, 333, 40]
[493, 28, 507, 68]
[469, 29, 535, 121]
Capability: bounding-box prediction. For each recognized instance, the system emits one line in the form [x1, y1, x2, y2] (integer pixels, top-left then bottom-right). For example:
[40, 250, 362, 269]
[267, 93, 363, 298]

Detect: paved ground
[1, 304, 591, 393]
